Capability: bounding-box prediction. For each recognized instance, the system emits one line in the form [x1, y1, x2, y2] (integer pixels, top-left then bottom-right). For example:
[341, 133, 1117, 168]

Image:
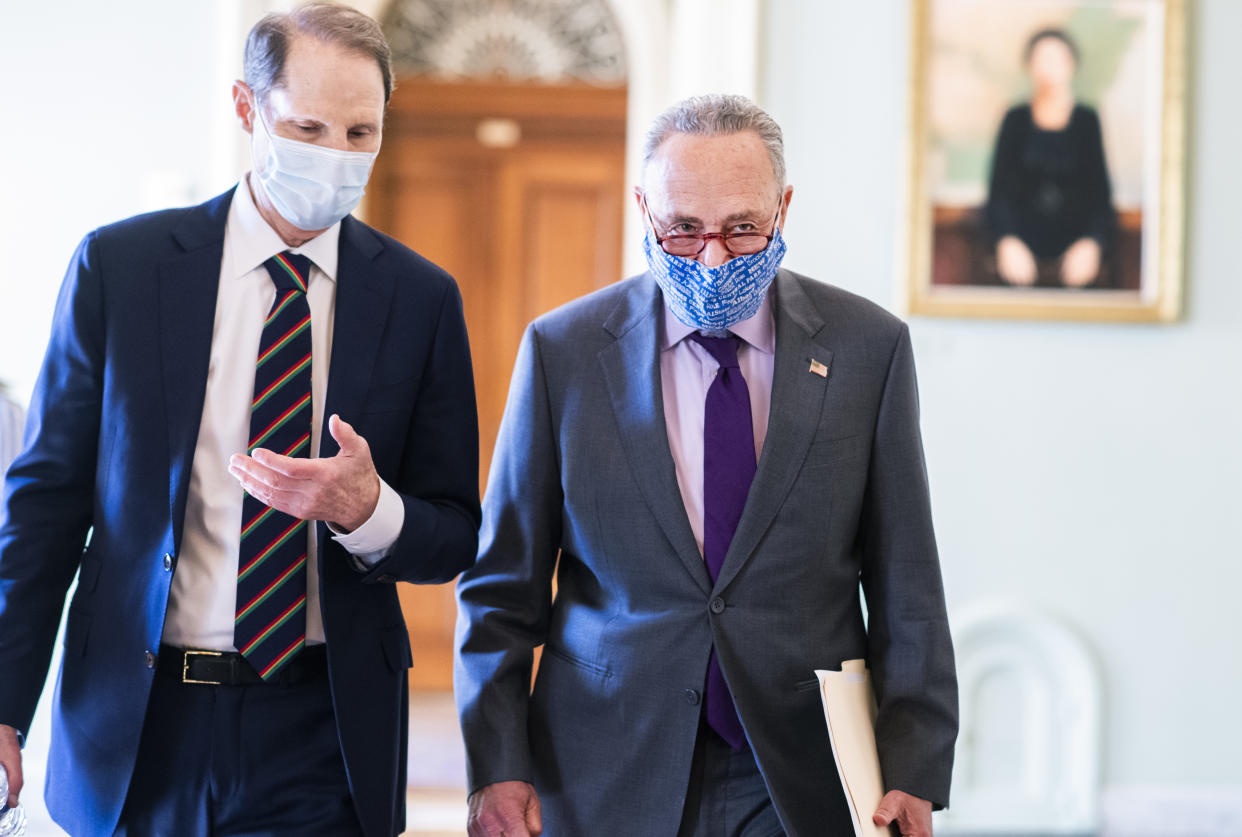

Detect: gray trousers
[677, 722, 786, 837]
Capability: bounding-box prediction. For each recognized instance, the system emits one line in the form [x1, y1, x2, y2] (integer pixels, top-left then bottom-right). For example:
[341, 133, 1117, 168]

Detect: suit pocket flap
[78, 553, 102, 593]
[65, 607, 91, 657]
[381, 626, 413, 672]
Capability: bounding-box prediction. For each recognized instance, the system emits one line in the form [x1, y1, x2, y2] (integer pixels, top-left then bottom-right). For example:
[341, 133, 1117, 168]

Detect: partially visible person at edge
[0, 4, 479, 835]
[985, 28, 1118, 289]
[0, 385, 22, 526]
[455, 94, 958, 837]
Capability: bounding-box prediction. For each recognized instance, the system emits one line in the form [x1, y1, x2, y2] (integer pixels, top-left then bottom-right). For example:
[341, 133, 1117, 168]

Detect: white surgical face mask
[252, 106, 378, 230]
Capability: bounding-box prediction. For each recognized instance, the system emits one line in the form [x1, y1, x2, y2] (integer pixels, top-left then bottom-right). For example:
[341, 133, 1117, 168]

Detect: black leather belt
[156, 644, 327, 686]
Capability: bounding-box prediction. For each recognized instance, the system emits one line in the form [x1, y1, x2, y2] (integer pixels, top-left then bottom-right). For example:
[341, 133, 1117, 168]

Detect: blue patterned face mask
[642, 212, 787, 332]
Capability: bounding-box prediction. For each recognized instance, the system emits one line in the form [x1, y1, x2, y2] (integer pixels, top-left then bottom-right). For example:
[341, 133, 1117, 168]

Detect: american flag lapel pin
[809, 358, 828, 378]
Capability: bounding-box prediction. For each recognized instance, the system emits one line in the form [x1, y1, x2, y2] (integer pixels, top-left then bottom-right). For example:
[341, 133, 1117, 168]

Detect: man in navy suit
[0, 5, 479, 835]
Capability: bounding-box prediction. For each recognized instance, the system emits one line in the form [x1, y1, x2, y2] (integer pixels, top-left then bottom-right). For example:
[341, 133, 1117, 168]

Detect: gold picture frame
[904, 0, 1186, 322]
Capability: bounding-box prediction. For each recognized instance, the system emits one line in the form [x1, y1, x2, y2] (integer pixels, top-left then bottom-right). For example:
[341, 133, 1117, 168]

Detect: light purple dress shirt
[659, 292, 775, 559]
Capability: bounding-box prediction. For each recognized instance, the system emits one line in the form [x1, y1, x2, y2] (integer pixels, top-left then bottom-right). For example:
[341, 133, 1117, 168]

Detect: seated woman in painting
[984, 28, 1118, 289]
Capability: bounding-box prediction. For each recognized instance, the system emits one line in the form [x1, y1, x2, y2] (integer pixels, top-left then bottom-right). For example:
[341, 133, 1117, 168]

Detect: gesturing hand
[229, 414, 380, 532]
[467, 781, 542, 837]
[874, 789, 933, 836]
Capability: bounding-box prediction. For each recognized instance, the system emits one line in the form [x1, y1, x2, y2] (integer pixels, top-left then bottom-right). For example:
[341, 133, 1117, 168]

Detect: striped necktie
[234, 251, 313, 680]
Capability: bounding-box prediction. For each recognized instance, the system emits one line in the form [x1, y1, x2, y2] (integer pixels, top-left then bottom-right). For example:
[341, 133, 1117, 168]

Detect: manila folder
[815, 660, 888, 837]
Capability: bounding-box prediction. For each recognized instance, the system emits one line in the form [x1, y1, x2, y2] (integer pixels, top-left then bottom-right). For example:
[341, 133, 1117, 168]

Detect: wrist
[0, 724, 22, 749]
[337, 475, 380, 533]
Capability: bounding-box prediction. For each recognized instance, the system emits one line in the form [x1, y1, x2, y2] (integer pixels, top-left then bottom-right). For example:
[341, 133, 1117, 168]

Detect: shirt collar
[660, 288, 776, 355]
[224, 173, 340, 282]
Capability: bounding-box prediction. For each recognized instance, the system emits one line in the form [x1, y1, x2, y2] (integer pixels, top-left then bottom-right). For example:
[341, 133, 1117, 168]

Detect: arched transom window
[381, 0, 627, 84]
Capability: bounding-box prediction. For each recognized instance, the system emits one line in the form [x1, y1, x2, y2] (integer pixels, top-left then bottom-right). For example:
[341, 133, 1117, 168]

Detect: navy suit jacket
[0, 188, 480, 836]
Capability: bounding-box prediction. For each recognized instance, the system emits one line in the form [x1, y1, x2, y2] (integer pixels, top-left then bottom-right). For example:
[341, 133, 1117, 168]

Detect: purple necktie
[689, 332, 755, 750]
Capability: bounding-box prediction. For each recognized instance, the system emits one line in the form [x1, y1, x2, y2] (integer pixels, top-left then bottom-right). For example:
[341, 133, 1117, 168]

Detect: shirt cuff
[328, 478, 403, 568]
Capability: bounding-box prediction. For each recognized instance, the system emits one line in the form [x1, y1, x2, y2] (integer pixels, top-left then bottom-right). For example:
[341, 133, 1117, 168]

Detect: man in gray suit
[455, 95, 957, 837]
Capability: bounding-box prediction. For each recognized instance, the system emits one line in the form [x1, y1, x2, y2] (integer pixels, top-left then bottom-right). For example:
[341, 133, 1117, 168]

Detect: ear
[778, 185, 794, 231]
[233, 81, 256, 135]
[632, 186, 645, 212]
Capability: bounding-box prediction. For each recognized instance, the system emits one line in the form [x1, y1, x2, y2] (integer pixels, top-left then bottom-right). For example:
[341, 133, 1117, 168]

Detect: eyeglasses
[643, 198, 783, 258]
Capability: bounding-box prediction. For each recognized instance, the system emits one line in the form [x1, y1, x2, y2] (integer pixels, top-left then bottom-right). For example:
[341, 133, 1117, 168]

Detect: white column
[668, 0, 762, 101]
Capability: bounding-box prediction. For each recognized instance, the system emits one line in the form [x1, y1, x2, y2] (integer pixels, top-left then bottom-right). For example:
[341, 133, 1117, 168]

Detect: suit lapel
[161, 190, 233, 552]
[713, 271, 833, 593]
[318, 216, 390, 553]
[598, 277, 711, 594]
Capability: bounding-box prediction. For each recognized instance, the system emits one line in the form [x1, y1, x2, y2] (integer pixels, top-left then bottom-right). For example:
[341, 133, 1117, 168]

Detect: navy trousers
[114, 657, 362, 836]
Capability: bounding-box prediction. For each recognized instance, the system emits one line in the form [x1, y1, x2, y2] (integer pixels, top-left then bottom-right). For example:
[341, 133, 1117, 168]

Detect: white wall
[762, 0, 1242, 803]
[0, 1, 238, 403]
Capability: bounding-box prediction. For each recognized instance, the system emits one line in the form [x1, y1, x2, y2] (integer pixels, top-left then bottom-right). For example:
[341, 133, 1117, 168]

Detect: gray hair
[643, 94, 787, 187]
[244, 3, 395, 105]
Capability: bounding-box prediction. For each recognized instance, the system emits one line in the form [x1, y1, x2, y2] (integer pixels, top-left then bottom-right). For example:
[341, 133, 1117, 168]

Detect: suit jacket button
[144, 650, 157, 669]
[163, 553, 174, 571]
[709, 597, 726, 615]
[684, 689, 700, 706]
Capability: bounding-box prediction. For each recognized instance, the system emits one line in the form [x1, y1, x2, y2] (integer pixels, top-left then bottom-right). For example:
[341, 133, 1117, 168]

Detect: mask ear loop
[247, 87, 271, 142]
[770, 194, 787, 238]
[249, 94, 282, 180]
[640, 195, 664, 242]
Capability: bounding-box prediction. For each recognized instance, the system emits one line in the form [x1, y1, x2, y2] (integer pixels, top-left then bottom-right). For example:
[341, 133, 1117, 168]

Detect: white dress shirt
[659, 292, 776, 558]
[162, 177, 404, 651]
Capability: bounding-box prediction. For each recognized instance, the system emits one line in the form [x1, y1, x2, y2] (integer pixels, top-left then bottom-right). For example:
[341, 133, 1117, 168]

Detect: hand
[467, 781, 542, 837]
[996, 235, 1037, 286]
[0, 724, 22, 809]
[874, 789, 933, 836]
[229, 415, 380, 532]
[1060, 237, 1101, 287]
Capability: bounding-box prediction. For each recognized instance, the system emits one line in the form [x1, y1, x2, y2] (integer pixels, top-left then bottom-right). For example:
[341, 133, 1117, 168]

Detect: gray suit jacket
[455, 270, 957, 835]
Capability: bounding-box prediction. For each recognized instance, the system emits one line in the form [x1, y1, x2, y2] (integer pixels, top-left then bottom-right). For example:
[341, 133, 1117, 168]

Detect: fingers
[328, 414, 361, 453]
[470, 808, 533, 837]
[227, 420, 377, 527]
[228, 454, 308, 517]
[248, 447, 319, 479]
[525, 790, 543, 835]
[873, 790, 933, 837]
[229, 452, 303, 494]
[0, 724, 23, 808]
[873, 790, 898, 827]
[467, 782, 541, 837]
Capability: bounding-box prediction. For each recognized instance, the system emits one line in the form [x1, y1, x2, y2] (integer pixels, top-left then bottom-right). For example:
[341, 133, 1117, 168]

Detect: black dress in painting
[984, 103, 1119, 287]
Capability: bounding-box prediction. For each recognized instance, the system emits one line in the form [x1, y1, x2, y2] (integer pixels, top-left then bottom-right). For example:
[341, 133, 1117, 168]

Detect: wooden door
[367, 80, 627, 690]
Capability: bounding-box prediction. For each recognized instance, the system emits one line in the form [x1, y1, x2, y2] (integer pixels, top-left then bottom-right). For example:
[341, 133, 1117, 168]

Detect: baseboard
[1100, 785, 1242, 837]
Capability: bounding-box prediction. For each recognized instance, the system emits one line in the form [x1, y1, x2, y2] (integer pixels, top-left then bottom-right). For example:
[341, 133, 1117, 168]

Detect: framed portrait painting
[905, 0, 1186, 321]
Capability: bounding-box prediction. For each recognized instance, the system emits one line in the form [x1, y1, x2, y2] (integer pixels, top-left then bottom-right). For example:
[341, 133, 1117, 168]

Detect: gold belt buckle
[182, 648, 226, 685]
